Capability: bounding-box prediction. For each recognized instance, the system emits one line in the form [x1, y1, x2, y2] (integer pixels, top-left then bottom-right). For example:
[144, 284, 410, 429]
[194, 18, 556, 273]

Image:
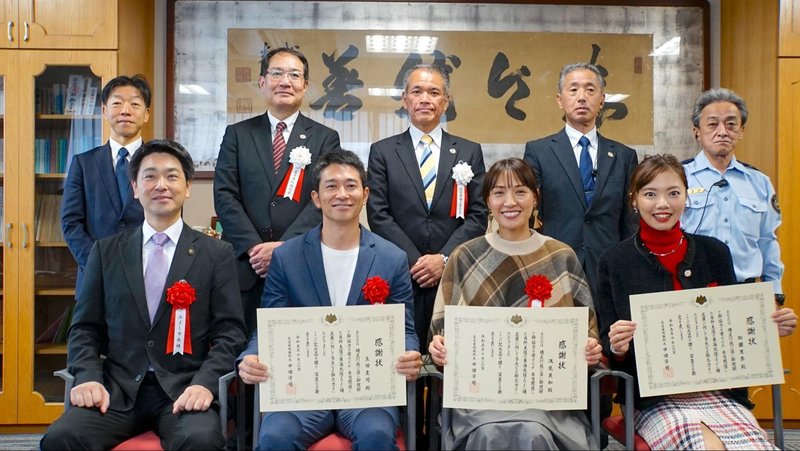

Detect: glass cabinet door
[17, 51, 115, 424]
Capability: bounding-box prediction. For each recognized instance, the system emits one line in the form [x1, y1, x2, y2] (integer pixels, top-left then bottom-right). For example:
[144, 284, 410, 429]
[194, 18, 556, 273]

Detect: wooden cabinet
[780, 0, 800, 56]
[0, 0, 117, 49]
[0, 50, 115, 425]
[775, 58, 800, 421]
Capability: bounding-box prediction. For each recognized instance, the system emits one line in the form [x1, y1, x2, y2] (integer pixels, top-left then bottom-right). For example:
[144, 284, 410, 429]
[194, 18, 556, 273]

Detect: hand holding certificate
[441, 305, 589, 411]
[256, 304, 406, 412]
[630, 282, 784, 397]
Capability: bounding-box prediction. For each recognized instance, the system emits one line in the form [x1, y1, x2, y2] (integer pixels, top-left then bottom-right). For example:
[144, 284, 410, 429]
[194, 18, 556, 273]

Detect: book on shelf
[35, 303, 75, 344]
[82, 77, 98, 115]
[34, 194, 63, 243]
[64, 75, 85, 115]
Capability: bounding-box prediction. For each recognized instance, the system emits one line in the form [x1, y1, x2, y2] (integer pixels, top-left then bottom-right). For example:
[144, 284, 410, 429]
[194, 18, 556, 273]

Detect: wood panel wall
[721, 0, 800, 421]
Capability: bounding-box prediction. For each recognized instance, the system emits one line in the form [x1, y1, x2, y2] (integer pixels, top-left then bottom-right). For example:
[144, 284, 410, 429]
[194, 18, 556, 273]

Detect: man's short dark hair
[557, 63, 606, 92]
[260, 47, 310, 80]
[129, 139, 195, 182]
[402, 64, 450, 97]
[311, 149, 366, 191]
[101, 74, 152, 108]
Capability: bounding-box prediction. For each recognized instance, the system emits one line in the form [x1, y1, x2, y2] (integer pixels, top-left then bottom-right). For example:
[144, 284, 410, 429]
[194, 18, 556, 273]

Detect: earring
[486, 212, 494, 234]
[633, 205, 639, 214]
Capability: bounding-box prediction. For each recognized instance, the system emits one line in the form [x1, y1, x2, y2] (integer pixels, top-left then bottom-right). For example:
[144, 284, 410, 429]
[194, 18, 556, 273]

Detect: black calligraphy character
[487, 52, 531, 121]
[309, 45, 364, 121]
[588, 44, 629, 127]
[393, 51, 461, 121]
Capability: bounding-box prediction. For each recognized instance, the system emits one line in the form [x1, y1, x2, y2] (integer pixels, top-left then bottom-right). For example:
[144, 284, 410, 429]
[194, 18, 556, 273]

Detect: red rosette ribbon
[525, 274, 553, 308]
[362, 276, 390, 304]
[276, 166, 305, 202]
[165, 279, 196, 354]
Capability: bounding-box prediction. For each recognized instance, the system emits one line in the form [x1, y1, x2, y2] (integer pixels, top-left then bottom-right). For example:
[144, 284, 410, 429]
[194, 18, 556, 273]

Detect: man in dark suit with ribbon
[42, 139, 246, 450]
[61, 75, 151, 295]
[367, 64, 487, 448]
[214, 47, 341, 335]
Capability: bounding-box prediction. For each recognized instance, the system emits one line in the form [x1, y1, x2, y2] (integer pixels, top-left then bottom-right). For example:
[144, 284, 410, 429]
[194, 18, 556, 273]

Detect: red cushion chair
[55, 369, 235, 451]
[239, 378, 415, 450]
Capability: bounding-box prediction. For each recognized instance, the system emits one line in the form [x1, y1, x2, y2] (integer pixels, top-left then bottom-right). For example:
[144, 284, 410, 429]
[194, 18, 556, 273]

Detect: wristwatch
[441, 254, 449, 265]
[775, 293, 785, 306]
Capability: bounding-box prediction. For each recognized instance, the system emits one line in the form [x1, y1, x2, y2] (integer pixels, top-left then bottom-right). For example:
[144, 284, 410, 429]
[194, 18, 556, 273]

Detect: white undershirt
[321, 243, 359, 307]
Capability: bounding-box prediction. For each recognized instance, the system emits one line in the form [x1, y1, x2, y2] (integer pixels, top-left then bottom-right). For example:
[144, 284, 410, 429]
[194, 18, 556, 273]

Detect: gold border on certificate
[443, 306, 589, 411]
[257, 304, 406, 412]
[630, 282, 784, 397]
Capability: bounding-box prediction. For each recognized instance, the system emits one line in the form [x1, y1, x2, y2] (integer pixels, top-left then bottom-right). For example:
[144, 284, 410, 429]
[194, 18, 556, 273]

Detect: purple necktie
[145, 232, 170, 323]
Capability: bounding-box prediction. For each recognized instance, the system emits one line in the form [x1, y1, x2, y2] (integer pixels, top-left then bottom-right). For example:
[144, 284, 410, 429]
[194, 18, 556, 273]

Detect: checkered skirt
[634, 391, 777, 450]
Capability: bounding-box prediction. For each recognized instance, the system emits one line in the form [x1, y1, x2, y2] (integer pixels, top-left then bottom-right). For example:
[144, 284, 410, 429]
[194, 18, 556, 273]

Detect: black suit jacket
[523, 129, 638, 294]
[61, 143, 144, 294]
[213, 113, 341, 291]
[367, 129, 487, 266]
[66, 224, 246, 411]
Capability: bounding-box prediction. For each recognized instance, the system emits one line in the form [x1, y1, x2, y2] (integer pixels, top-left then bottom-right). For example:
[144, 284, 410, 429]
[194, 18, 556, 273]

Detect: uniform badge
[687, 187, 705, 194]
[771, 193, 781, 214]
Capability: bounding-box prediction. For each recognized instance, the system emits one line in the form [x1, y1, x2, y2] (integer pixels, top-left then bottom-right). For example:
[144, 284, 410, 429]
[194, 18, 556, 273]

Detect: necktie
[144, 233, 170, 324]
[272, 121, 287, 174]
[418, 134, 436, 208]
[578, 136, 595, 205]
[115, 147, 130, 204]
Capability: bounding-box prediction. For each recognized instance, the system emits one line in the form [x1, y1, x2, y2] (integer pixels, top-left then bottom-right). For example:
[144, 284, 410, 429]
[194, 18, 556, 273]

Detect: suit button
[147, 340, 155, 348]
[584, 218, 590, 224]
[135, 374, 142, 382]
[426, 218, 432, 223]
[271, 201, 278, 207]
[119, 221, 126, 227]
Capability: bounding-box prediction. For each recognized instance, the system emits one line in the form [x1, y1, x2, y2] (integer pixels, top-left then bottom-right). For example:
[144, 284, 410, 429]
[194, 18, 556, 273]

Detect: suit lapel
[121, 228, 149, 327]
[550, 131, 587, 209]
[394, 131, 428, 207]
[432, 131, 457, 208]
[304, 227, 332, 306]
[94, 143, 123, 213]
[592, 134, 617, 206]
[248, 113, 277, 187]
[346, 228, 376, 306]
[152, 225, 199, 328]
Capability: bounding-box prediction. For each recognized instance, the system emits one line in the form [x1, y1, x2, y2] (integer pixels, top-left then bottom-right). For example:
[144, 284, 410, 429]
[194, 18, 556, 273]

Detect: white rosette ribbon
[450, 161, 474, 219]
[279, 146, 312, 202]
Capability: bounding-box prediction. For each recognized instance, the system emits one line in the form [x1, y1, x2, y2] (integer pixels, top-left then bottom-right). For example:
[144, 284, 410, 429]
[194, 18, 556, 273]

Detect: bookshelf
[0, 50, 116, 425]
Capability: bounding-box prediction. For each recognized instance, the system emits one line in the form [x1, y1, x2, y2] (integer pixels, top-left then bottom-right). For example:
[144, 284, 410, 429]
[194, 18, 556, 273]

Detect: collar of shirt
[142, 218, 184, 250]
[564, 124, 598, 168]
[688, 150, 747, 177]
[408, 124, 443, 150]
[267, 110, 300, 140]
[109, 137, 143, 168]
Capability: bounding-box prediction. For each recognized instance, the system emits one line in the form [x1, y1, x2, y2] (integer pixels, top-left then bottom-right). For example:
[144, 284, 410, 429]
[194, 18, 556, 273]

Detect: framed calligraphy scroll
[256, 304, 406, 411]
[629, 282, 784, 398]
[443, 305, 589, 411]
[170, 1, 708, 176]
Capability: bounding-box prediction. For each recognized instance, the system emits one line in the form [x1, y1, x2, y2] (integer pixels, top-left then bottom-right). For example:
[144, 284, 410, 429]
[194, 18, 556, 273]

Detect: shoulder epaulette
[681, 158, 695, 165]
[738, 160, 762, 172]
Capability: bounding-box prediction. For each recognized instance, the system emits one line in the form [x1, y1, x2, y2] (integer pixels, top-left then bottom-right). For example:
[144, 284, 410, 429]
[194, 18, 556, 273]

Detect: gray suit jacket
[67, 224, 246, 411]
[214, 112, 341, 290]
[366, 129, 487, 266]
[523, 129, 638, 295]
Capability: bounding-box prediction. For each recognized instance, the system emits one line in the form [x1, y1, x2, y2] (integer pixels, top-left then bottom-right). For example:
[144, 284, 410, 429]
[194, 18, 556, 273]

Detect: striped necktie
[418, 134, 436, 208]
[272, 121, 287, 174]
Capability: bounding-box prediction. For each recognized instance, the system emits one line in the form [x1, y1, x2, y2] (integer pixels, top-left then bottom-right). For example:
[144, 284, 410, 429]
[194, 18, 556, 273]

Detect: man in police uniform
[682, 88, 785, 306]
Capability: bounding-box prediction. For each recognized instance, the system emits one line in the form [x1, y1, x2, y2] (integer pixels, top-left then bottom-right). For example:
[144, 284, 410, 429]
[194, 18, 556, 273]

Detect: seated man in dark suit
[237, 149, 422, 450]
[41, 139, 247, 450]
[61, 75, 151, 296]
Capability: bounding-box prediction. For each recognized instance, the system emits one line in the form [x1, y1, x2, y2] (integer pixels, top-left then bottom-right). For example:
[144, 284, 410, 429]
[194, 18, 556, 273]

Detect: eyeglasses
[266, 70, 304, 82]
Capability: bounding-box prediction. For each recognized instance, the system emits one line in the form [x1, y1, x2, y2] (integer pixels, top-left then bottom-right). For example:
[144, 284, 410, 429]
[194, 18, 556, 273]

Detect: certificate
[257, 304, 406, 411]
[630, 282, 784, 397]
[443, 306, 589, 411]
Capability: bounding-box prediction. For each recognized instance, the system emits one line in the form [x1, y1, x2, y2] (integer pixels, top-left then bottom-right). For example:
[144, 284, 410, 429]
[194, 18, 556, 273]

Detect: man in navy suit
[523, 63, 638, 298]
[238, 150, 422, 450]
[42, 139, 246, 450]
[61, 75, 151, 295]
[214, 47, 341, 335]
[523, 63, 637, 449]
